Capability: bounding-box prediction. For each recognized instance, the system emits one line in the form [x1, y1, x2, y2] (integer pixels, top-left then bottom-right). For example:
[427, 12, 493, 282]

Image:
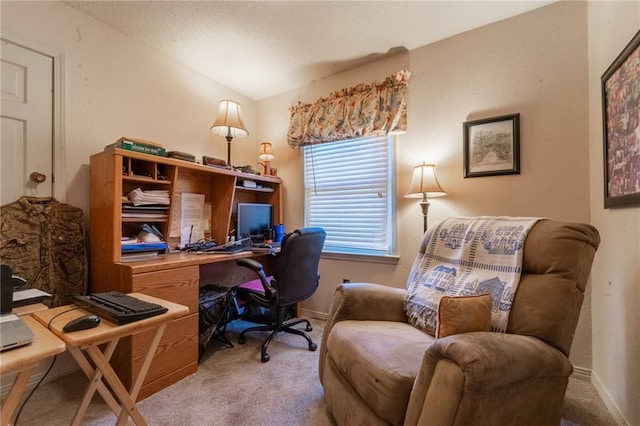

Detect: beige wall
[1, 1, 261, 216]
[587, 2, 640, 425]
[3, 0, 637, 423]
[259, 0, 593, 367]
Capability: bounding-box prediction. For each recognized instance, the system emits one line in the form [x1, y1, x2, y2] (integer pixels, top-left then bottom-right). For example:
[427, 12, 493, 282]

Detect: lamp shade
[258, 142, 275, 161]
[405, 163, 447, 198]
[210, 100, 249, 138]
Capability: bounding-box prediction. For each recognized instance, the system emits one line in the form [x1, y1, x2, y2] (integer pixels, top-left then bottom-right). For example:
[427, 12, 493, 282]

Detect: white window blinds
[303, 136, 394, 255]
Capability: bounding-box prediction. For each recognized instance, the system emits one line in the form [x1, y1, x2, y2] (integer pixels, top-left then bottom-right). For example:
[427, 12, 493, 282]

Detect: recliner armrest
[319, 283, 408, 384]
[326, 283, 408, 324]
[405, 332, 573, 425]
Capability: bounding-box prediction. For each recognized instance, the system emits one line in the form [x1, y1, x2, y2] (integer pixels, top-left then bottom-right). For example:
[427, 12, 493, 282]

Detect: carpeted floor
[14, 318, 617, 425]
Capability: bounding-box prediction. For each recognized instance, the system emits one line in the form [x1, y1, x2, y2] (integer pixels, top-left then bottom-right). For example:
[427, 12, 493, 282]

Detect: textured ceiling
[63, 1, 553, 100]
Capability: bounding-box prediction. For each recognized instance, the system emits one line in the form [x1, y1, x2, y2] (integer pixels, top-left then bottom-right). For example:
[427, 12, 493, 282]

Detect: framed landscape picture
[602, 30, 640, 208]
[463, 113, 520, 178]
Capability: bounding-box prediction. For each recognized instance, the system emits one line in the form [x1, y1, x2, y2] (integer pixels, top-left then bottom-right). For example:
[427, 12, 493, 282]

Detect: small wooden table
[32, 293, 188, 426]
[0, 315, 66, 426]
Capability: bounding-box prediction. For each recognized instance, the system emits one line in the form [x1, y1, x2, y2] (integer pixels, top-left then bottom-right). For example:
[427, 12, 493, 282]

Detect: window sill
[321, 251, 400, 265]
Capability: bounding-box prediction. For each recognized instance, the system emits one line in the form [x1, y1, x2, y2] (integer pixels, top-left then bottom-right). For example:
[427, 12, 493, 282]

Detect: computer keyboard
[73, 291, 168, 325]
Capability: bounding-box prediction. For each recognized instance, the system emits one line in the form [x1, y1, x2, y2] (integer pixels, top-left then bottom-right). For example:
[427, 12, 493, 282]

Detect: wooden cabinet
[89, 148, 283, 399]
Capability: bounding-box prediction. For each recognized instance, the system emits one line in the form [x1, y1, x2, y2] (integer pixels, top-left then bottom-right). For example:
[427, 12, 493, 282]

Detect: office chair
[235, 227, 326, 362]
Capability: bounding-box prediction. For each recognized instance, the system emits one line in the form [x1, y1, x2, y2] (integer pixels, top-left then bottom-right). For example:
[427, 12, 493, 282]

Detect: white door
[1, 39, 53, 206]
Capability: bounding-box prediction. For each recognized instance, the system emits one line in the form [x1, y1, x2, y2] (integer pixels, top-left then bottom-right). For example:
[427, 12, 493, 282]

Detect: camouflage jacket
[0, 197, 88, 306]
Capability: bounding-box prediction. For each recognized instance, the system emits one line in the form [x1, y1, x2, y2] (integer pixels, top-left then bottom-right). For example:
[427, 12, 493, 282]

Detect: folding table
[32, 293, 188, 426]
[0, 315, 65, 426]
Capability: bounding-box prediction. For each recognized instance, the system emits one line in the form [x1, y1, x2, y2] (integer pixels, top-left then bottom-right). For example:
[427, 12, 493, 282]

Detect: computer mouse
[63, 314, 101, 332]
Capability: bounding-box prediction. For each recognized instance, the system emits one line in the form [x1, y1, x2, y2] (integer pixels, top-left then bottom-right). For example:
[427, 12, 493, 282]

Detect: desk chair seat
[236, 227, 326, 362]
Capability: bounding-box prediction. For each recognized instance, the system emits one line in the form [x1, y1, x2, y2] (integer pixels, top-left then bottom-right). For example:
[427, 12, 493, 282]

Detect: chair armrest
[319, 283, 407, 384]
[236, 257, 263, 273]
[405, 332, 573, 425]
[236, 258, 276, 305]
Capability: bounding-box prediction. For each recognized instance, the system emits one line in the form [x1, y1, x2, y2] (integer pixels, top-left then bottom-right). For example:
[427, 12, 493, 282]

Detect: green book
[121, 140, 166, 157]
[105, 137, 167, 157]
[107, 141, 164, 157]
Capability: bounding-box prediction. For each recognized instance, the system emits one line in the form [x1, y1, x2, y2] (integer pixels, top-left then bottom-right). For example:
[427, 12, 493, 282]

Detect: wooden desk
[88, 250, 277, 400]
[0, 315, 65, 426]
[32, 293, 188, 426]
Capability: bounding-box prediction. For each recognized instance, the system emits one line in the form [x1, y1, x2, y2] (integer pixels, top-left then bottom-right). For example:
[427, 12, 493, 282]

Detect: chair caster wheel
[261, 353, 270, 362]
[309, 342, 318, 351]
[239, 336, 246, 345]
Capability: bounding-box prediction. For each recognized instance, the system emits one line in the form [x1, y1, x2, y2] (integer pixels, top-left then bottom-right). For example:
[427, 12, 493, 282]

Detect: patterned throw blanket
[405, 216, 540, 334]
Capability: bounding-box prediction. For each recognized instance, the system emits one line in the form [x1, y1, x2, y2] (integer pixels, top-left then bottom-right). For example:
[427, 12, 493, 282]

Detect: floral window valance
[287, 70, 411, 148]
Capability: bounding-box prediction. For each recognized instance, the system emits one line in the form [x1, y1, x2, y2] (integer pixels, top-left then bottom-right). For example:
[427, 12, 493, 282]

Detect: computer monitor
[236, 203, 272, 242]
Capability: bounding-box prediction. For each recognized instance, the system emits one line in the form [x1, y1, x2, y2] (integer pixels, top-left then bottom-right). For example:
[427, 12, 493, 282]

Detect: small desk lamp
[405, 163, 447, 232]
[210, 100, 249, 167]
[258, 142, 275, 175]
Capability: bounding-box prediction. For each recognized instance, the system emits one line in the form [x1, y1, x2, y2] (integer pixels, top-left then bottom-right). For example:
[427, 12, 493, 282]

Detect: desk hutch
[89, 148, 282, 399]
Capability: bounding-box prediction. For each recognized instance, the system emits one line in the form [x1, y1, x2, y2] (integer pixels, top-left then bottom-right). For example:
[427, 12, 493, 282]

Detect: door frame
[1, 29, 66, 202]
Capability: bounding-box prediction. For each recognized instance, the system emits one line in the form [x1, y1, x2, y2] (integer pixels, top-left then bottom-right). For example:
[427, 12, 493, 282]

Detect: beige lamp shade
[210, 100, 249, 138]
[258, 142, 275, 161]
[405, 163, 447, 198]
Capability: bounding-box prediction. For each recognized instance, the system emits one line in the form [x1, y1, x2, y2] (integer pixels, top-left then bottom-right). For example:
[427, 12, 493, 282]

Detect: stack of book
[105, 137, 167, 157]
[168, 151, 196, 162]
[121, 237, 168, 262]
[122, 204, 168, 219]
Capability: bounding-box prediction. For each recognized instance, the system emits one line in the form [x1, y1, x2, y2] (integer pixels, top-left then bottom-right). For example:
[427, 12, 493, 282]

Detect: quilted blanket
[405, 216, 540, 333]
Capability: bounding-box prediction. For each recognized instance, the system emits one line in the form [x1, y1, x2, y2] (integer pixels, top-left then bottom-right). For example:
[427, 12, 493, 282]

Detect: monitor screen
[236, 203, 272, 241]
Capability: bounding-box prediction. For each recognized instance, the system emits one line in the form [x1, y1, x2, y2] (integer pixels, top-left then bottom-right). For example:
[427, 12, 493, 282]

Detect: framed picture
[602, 30, 640, 209]
[463, 113, 520, 178]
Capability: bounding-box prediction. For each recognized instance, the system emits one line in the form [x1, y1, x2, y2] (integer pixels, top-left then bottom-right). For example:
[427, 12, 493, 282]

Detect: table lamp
[405, 162, 447, 232]
[258, 142, 275, 175]
[210, 100, 249, 167]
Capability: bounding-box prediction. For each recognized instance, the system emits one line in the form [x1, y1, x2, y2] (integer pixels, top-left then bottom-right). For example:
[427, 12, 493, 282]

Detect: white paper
[179, 193, 212, 246]
[13, 288, 51, 302]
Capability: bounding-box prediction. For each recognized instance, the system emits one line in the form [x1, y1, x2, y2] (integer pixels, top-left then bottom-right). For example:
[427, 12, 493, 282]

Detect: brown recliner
[319, 219, 600, 426]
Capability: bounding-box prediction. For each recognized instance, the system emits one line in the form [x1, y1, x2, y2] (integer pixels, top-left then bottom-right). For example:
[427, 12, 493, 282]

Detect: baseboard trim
[571, 365, 592, 381]
[590, 369, 629, 426]
[0, 350, 79, 400]
[301, 308, 327, 320]
[564, 366, 627, 425]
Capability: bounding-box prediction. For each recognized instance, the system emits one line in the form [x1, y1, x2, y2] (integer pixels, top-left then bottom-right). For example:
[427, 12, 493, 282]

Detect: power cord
[13, 354, 57, 425]
[13, 306, 82, 425]
[46, 306, 83, 330]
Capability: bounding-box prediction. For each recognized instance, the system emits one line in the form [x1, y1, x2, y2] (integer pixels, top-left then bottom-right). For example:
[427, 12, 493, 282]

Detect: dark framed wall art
[463, 113, 520, 178]
[602, 30, 640, 208]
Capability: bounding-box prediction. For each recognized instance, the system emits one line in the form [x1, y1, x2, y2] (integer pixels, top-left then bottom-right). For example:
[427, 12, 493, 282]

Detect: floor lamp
[405, 163, 447, 233]
[210, 100, 249, 168]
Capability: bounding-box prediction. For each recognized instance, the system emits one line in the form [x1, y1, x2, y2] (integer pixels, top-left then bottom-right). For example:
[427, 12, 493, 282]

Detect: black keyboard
[73, 292, 168, 325]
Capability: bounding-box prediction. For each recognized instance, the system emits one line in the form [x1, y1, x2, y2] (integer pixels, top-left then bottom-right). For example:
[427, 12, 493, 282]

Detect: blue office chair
[235, 227, 326, 362]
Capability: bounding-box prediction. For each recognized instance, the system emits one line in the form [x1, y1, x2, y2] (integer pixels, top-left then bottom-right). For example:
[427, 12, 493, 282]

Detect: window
[303, 136, 395, 256]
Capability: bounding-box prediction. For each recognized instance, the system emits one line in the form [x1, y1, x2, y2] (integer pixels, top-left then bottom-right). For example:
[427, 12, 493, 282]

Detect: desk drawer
[131, 312, 198, 398]
[131, 266, 199, 313]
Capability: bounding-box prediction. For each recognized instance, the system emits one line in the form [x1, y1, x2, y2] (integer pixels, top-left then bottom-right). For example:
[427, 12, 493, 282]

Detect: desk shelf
[121, 217, 168, 223]
[235, 186, 275, 193]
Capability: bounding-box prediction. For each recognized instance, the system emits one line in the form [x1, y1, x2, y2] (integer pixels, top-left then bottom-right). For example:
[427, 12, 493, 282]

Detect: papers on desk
[13, 288, 51, 307]
[174, 193, 211, 246]
[128, 187, 170, 206]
